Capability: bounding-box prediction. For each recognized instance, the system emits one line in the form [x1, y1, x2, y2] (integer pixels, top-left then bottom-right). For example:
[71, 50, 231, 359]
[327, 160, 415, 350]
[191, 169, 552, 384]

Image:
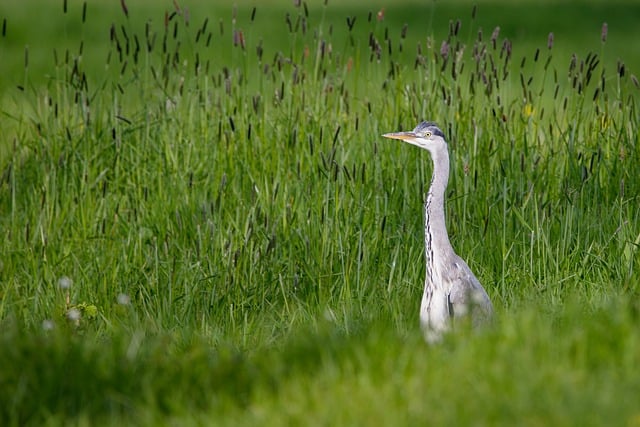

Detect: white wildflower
[66, 308, 81, 321]
[42, 319, 55, 331]
[117, 293, 131, 305]
[58, 276, 73, 289]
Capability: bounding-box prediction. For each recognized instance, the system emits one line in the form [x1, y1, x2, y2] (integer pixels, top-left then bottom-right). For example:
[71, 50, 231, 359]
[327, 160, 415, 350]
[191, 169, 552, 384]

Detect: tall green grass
[0, 0, 639, 425]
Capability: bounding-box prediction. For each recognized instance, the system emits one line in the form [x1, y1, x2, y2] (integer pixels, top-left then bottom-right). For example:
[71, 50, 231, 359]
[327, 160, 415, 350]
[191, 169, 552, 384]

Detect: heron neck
[424, 147, 454, 280]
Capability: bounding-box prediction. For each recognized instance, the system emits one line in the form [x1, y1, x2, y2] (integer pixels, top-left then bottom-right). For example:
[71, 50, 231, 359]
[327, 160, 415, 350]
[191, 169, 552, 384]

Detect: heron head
[382, 121, 447, 153]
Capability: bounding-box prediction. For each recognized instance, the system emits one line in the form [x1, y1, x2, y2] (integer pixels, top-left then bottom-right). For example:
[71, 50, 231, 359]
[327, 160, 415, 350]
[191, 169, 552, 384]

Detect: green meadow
[1, 0, 639, 425]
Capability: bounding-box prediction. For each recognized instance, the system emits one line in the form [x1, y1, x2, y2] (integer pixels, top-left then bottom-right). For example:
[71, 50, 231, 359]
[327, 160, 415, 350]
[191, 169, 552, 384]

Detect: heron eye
[424, 131, 432, 138]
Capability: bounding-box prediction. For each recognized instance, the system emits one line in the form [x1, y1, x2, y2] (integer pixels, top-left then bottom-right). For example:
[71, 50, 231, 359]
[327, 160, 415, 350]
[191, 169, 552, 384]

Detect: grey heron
[383, 121, 493, 343]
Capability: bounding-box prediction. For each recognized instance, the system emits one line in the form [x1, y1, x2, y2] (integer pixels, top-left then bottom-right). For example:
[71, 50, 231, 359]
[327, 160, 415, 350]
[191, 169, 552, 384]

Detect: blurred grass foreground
[0, 0, 639, 425]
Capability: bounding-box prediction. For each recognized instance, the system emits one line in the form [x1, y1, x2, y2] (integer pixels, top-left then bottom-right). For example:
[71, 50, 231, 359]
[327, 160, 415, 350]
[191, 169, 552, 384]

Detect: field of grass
[1, 0, 639, 425]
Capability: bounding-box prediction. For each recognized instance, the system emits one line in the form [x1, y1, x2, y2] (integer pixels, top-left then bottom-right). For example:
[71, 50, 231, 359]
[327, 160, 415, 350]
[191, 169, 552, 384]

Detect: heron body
[383, 121, 493, 343]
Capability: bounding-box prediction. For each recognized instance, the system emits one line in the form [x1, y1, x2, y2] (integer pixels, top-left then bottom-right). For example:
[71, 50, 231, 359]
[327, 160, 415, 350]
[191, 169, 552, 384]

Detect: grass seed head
[491, 26, 500, 49]
[120, 0, 128, 18]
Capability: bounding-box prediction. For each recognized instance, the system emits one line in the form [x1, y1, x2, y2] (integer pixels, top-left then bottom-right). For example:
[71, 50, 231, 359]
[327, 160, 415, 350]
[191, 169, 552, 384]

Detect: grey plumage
[383, 121, 493, 343]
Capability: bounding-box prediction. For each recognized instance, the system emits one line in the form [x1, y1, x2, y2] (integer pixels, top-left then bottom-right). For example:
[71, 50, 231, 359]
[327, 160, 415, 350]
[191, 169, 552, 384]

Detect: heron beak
[382, 131, 418, 141]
